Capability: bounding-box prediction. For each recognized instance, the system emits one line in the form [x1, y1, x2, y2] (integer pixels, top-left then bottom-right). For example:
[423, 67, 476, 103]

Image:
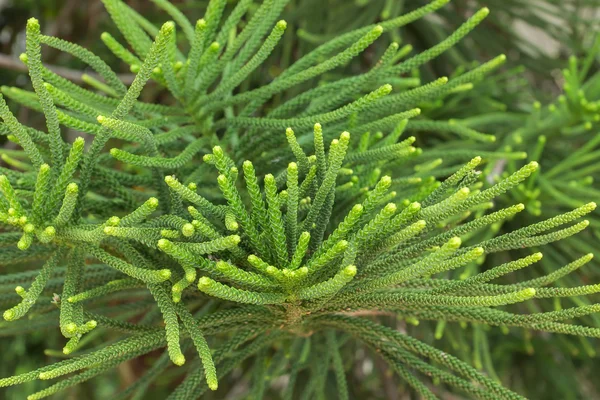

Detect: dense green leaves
[0, 0, 599, 399]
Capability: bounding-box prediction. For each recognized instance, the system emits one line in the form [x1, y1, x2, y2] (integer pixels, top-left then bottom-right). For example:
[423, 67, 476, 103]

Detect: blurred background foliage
[2, 0, 600, 399]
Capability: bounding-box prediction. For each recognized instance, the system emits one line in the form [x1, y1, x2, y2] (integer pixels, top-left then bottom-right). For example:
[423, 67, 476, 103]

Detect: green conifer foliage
[0, 0, 599, 399]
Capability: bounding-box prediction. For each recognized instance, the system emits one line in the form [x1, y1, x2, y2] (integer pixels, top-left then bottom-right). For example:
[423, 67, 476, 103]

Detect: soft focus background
[1, 0, 600, 399]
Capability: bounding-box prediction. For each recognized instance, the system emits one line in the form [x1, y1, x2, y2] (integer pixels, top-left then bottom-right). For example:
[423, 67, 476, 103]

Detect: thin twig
[0, 53, 135, 85]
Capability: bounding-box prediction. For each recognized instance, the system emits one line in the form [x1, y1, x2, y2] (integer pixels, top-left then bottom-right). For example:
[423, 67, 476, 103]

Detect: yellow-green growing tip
[288, 162, 298, 170]
[384, 203, 397, 213]
[164, 175, 176, 186]
[26, 17, 40, 28]
[338, 240, 349, 249]
[17, 239, 30, 251]
[182, 223, 195, 237]
[314, 122, 322, 130]
[162, 21, 176, 32]
[107, 216, 120, 226]
[277, 20, 287, 29]
[209, 42, 220, 50]
[96, 115, 106, 123]
[340, 131, 350, 140]
[3, 309, 15, 321]
[198, 277, 212, 288]
[448, 237, 462, 247]
[65, 322, 77, 334]
[159, 269, 171, 280]
[344, 265, 357, 277]
[173, 354, 186, 366]
[100, 32, 110, 41]
[523, 288, 536, 297]
[66, 182, 78, 193]
[352, 204, 364, 212]
[208, 379, 218, 391]
[373, 25, 384, 34]
[410, 202, 421, 211]
[533, 252, 543, 261]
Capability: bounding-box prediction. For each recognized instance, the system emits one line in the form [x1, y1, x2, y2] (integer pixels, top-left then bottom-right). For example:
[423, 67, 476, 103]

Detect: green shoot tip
[159, 270, 171, 280]
[162, 21, 176, 31]
[26, 17, 40, 28]
[173, 354, 186, 366]
[182, 223, 195, 237]
[384, 203, 397, 213]
[343, 265, 357, 277]
[448, 237, 461, 248]
[198, 277, 212, 288]
[3, 309, 15, 321]
[66, 182, 78, 193]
